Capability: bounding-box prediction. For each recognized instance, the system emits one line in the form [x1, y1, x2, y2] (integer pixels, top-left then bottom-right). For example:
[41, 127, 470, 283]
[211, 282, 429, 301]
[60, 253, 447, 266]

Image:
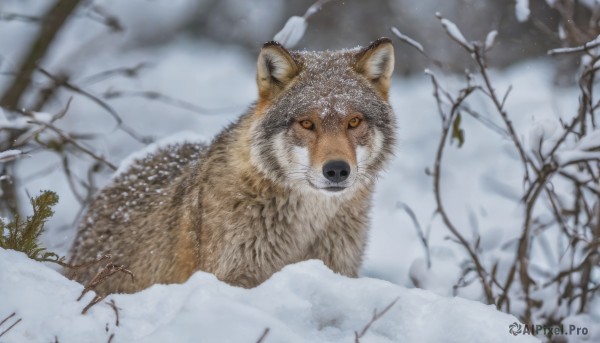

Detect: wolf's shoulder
[94, 134, 208, 219]
[113, 141, 206, 185]
[113, 132, 207, 180]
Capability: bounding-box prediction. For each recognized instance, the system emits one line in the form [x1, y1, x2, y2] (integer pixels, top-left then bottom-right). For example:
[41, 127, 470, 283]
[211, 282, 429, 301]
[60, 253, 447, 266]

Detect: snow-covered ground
[1, 1, 599, 342]
[0, 248, 539, 343]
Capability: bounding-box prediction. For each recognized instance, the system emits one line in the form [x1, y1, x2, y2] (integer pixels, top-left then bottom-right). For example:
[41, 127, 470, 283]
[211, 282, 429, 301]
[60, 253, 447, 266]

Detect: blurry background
[0, 0, 580, 82]
[189, 0, 562, 73]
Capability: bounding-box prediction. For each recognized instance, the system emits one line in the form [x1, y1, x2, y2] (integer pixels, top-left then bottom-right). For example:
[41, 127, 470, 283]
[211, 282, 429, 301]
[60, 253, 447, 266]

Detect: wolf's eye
[300, 120, 314, 130]
[348, 117, 362, 129]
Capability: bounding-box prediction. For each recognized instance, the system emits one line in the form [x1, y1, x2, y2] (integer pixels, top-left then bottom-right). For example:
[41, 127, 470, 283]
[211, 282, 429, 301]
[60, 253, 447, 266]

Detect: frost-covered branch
[390, 27, 425, 55]
[409, 8, 600, 328]
[36, 67, 151, 144]
[273, 0, 337, 48]
[426, 68, 495, 304]
[548, 34, 600, 55]
[436, 13, 474, 52]
[0, 150, 28, 163]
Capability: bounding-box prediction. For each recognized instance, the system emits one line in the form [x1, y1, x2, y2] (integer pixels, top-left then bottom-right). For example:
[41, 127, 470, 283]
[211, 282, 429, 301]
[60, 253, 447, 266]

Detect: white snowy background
[0, 0, 599, 342]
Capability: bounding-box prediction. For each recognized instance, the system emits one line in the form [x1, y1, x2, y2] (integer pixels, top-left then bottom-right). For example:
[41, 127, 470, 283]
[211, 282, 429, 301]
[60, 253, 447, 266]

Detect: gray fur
[67, 40, 397, 294]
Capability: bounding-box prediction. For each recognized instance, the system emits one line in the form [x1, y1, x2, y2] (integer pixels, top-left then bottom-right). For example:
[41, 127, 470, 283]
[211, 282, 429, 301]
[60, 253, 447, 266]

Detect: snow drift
[0, 249, 538, 343]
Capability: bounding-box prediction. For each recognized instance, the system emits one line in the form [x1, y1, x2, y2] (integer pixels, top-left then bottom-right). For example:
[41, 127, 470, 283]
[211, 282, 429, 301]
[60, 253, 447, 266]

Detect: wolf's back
[68, 141, 207, 293]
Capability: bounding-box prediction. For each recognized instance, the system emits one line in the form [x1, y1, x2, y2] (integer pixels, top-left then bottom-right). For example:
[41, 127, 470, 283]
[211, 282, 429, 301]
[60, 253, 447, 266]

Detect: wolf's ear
[257, 41, 299, 100]
[354, 38, 395, 99]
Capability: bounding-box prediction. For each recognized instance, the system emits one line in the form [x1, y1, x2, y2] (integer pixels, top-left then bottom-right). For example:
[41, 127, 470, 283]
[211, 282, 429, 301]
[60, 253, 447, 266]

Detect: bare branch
[0, 0, 82, 109]
[36, 67, 152, 144]
[85, 5, 124, 32]
[81, 294, 106, 315]
[77, 263, 134, 303]
[0, 313, 15, 328]
[103, 90, 241, 115]
[548, 34, 600, 55]
[0, 313, 22, 338]
[398, 202, 430, 268]
[77, 63, 151, 85]
[25, 117, 117, 170]
[390, 27, 425, 54]
[105, 300, 120, 327]
[436, 13, 474, 52]
[255, 328, 270, 343]
[0, 12, 43, 23]
[354, 298, 399, 343]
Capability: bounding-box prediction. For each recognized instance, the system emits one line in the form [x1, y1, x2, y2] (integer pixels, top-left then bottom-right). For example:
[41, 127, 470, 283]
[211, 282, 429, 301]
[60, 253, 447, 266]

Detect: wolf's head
[249, 38, 396, 195]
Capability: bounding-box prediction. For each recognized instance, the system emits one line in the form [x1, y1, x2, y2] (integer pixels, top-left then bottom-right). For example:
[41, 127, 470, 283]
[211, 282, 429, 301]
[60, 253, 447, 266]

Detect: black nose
[322, 160, 351, 182]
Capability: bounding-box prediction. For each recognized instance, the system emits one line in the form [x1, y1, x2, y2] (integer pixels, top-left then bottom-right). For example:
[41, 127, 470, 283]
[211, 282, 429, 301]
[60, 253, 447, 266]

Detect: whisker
[290, 161, 311, 168]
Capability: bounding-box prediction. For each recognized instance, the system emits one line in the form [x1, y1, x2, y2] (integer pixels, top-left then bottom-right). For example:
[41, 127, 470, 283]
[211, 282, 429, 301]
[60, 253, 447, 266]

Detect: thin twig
[0, 12, 43, 23]
[62, 254, 112, 280]
[36, 67, 152, 144]
[0, 313, 15, 328]
[81, 294, 106, 315]
[354, 298, 399, 343]
[78, 63, 151, 85]
[86, 5, 123, 32]
[26, 118, 117, 170]
[0, 317, 22, 338]
[473, 45, 533, 179]
[103, 90, 241, 115]
[13, 97, 73, 146]
[390, 27, 443, 67]
[548, 34, 600, 55]
[255, 328, 270, 343]
[427, 70, 496, 303]
[398, 202, 430, 268]
[106, 300, 120, 327]
[0, 0, 82, 108]
[77, 263, 134, 302]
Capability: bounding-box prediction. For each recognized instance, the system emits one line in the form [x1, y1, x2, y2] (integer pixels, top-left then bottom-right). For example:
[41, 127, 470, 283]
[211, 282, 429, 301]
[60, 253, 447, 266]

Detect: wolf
[68, 38, 396, 295]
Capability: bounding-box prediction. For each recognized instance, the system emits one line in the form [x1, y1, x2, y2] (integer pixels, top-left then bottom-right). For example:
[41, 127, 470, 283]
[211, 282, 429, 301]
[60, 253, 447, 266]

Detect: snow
[548, 34, 600, 55]
[408, 248, 464, 297]
[0, 109, 52, 130]
[0, 149, 24, 162]
[273, 16, 307, 49]
[273, 0, 335, 48]
[527, 118, 560, 158]
[515, 0, 530, 22]
[555, 150, 600, 166]
[0, 248, 540, 343]
[572, 128, 600, 151]
[550, 127, 600, 165]
[485, 30, 498, 51]
[436, 14, 473, 51]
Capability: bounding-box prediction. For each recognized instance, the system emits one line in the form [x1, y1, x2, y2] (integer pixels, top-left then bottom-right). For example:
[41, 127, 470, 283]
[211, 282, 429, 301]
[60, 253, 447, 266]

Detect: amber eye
[348, 117, 362, 129]
[300, 120, 314, 130]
